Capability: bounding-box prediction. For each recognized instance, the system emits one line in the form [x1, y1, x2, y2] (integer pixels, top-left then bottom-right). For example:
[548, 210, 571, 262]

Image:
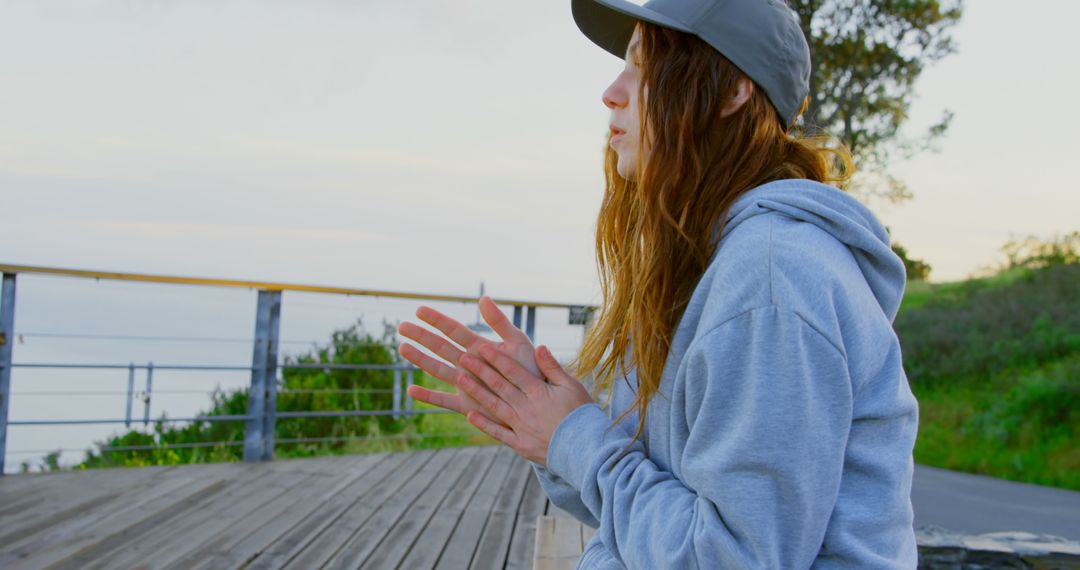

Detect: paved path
[912, 463, 1080, 541]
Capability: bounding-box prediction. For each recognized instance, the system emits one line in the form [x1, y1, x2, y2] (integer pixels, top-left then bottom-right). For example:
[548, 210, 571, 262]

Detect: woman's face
[603, 27, 645, 180]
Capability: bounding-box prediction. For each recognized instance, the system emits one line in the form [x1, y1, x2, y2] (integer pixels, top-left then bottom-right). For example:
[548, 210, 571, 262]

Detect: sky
[1, 0, 1078, 470]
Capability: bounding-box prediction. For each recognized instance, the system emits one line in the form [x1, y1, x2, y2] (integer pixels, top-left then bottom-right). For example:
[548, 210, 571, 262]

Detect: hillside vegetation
[896, 256, 1079, 491]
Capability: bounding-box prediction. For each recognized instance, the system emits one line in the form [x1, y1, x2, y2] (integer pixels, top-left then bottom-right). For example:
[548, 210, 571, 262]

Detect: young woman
[398, 0, 920, 567]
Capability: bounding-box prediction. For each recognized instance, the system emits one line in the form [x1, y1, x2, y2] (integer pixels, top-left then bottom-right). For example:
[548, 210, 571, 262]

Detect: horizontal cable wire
[13, 332, 324, 345]
[7, 362, 420, 371]
[7, 431, 486, 455]
[10, 388, 399, 396]
[7, 408, 451, 426]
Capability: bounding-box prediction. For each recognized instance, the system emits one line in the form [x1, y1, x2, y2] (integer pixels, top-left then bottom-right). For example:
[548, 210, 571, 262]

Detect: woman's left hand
[456, 343, 594, 467]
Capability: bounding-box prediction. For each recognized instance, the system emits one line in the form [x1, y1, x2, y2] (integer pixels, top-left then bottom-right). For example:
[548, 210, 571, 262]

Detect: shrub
[77, 318, 428, 468]
[895, 262, 1080, 386]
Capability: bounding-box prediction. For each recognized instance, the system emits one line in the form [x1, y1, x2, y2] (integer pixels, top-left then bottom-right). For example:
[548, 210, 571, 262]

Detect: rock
[916, 525, 1080, 569]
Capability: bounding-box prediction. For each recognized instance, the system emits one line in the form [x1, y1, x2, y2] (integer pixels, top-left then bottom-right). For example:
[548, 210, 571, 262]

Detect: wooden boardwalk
[0, 445, 573, 569]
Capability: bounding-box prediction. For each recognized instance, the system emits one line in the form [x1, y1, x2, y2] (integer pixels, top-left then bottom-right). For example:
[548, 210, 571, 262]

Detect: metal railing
[0, 263, 597, 474]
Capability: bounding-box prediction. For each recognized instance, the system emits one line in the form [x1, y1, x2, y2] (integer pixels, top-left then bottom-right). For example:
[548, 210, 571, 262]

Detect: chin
[616, 158, 636, 181]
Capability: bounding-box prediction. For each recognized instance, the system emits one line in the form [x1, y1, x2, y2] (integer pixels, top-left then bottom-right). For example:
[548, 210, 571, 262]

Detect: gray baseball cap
[572, 0, 811, 131]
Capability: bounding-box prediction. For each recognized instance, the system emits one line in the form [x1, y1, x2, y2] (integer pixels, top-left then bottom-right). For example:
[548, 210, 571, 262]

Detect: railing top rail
[0, 263, 597, 310]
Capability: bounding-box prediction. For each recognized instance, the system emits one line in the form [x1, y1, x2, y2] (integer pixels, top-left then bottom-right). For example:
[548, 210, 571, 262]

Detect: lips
[609, 124, 626, 142]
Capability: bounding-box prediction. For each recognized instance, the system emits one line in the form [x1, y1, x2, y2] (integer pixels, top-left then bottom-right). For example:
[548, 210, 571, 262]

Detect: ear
[720, 77, 754, 118]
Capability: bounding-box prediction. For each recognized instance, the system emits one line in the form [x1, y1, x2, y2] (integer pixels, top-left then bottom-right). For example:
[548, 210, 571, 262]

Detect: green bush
[895, 263, 1080, 386]
[74, 318, 454, 469]
[913, 356, 1080, 491]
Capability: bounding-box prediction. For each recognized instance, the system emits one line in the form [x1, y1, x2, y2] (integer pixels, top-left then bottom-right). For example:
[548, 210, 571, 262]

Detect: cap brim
[572, 0, 695, 60]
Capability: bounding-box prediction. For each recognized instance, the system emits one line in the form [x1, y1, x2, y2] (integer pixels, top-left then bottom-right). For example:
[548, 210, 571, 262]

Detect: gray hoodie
[533, 178, 919, 568]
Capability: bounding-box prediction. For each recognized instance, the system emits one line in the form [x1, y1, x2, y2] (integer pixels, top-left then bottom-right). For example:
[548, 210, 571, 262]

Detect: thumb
[535, 345, 573, 385]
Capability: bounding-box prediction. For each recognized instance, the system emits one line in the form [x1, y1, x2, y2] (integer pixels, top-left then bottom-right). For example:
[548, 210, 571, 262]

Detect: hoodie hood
[714, 178, 907, 321]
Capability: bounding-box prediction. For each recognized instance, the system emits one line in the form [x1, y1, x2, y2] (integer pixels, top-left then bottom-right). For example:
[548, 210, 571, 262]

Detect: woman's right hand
[397, 295, 540, 424]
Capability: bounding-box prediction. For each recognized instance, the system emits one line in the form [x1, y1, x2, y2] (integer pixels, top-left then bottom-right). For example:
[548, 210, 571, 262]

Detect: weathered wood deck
[0, 445, 577, 570]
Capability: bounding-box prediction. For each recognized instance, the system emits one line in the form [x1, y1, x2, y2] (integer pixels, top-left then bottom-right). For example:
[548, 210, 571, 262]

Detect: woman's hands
[398, 296, 594, 466]
[455, 342, 594, 466]
[397, 295, 541, 424]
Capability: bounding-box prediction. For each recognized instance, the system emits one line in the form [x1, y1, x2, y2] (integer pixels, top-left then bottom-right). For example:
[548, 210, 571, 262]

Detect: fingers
[398, 321, 465, 367]
[415, 305, 480, 352]
[406, 384, 467, 415]
[397, 342, 460, 387]
[478, 296, 527, 344]
[456, 371, 519, 427]
[535, 345, 573, 385]
[476, 343, 545, 394]
[407, 384, 509, 428]
[459, 352, 526, 407]
[466, 410, 518, 448]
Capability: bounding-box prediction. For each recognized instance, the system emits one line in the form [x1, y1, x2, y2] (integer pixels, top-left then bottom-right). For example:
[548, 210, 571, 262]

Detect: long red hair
[568, 22, 854, 447]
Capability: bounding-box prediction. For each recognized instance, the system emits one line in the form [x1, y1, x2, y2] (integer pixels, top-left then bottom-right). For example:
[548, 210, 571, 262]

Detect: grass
[911, 356, 1080, 491]
[900, 264, 1080, 491]
[899, 266, 1033, 312]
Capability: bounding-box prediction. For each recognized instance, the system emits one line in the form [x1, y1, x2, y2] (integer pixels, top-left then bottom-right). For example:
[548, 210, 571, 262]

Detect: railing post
[392, 366, 402, 421]
[261, 292, 281, 462]
[245, 289, 281, 462]
[405, 367, 415, 418]
[142, 361, 154, 426]
[0, 273, 18, 475]
[513, 305, 523, 329]
[125, 362, 135, 428]
[525, 305, 537, 343]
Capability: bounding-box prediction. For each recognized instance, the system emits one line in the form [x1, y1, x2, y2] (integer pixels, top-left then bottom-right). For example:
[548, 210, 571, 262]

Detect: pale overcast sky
[1, 0, 1078, 469]
[3, 0, 1078, 291]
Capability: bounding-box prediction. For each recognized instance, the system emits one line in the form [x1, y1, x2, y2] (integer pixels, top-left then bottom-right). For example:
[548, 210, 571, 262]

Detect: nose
[602, 76, 627, 110]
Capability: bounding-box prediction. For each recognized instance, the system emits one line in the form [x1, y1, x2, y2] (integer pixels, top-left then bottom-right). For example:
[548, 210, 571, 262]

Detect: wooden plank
[395, 445, 500, 570]
[2, 462, 240, 569]
[554, 516, 586, 559]
[531, 516, 563, 570]
[470, 452, 533, 570]
[171, 453, 387, 570]
[505, 470, 549, 570]
[0, 465, 178, 540]
[23, 463, 241, 570]
[0, 469, 210, 566]
[278, 449, 440, 569]
[358, 447, 481, 569]
[531, 515, 585, 570]
[59, 469, 275, 570]
[0, 465, 177, 506]
[581, 524, 595, 546]
[545, 504, 577, 520]
[139, 462, 326, 569]
[434, 446, 517, 570]
[317, 447, 458, 569]
[90, 459, 317, 568]
[246, 449, 429, 570]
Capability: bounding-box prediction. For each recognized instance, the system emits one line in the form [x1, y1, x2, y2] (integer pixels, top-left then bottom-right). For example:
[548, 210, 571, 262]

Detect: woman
[398, 0, 920, 567]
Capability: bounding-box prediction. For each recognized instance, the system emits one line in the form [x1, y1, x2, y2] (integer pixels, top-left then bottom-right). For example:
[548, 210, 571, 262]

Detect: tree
[1001, 231, 1080, 270]
[792, 0, 964, 202]
[891, 242, 932, 281]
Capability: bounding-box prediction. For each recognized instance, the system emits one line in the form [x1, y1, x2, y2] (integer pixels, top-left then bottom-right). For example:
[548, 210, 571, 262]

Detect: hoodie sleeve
[528, 462, 600, 528]
[545, 305, 853, 569]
